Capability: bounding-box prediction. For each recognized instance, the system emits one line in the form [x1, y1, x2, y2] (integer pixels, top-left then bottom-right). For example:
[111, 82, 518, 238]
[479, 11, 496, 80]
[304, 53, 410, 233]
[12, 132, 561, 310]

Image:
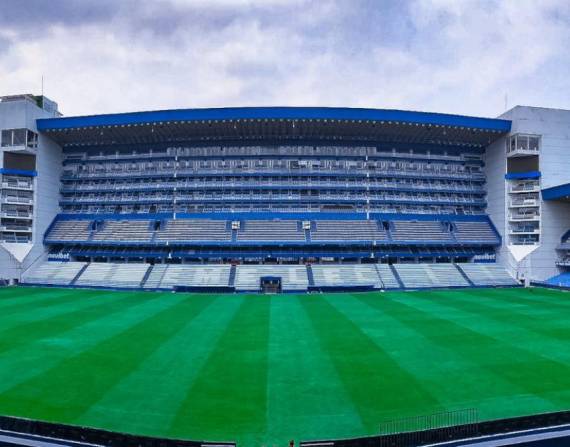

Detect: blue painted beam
[0, 168, 37, 177]
[37, 106, 512, 132]
[504, 171, 541, 180]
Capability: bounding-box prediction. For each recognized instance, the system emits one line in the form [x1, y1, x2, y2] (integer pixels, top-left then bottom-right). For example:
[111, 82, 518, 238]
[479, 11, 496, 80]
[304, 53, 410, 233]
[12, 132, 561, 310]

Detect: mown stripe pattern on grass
[0, 287, 569, 446]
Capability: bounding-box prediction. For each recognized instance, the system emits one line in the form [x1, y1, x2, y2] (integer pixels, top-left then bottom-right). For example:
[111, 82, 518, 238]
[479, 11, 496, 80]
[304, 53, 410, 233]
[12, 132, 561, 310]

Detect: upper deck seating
[390, 221, 453, 243]
[459, 263, 518, 286]
[45, 220, 91, 242]
[75, 263, 150, 288]
[156, 264, 231, 288]
[311, 220, 388, 242]
[311, 264, 382, 288]
[22, 261, 86, 285]
[453, 221, 499, 244]
[237, 220, 304, 242]
[92, 220, 152, 242]
[155, 219, 231, 242]
[235, 265, 308, 291]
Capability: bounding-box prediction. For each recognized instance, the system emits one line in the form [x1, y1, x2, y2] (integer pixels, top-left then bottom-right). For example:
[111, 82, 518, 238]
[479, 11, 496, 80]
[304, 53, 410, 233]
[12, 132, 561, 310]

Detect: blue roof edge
[542, 183, 570, 201]
[37, 106, 512, 132]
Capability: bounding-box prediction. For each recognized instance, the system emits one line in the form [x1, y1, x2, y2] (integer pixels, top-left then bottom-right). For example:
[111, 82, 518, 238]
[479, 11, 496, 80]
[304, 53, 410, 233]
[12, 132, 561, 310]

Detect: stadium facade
[0, 93, 569, 291]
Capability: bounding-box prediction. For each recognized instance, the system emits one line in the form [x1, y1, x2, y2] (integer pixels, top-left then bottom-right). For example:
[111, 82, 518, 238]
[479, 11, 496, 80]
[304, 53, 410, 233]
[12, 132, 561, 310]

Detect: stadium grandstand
[4, 94, 557, 291]
[2, 94, 570, 445]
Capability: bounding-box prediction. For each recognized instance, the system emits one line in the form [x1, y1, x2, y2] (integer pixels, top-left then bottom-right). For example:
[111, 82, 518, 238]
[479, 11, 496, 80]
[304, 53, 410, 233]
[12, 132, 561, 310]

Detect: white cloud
[0, 0, 568, 117]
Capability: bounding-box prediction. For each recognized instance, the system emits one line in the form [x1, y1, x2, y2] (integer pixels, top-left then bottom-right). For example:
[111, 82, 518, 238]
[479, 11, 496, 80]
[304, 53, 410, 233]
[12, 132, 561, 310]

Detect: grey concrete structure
[486, 106, 570, 282]
[0, 94, 61, 282]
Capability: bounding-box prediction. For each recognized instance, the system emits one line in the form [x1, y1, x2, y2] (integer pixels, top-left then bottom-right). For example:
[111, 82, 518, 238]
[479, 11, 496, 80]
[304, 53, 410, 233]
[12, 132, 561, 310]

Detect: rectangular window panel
[12, 129, 26, 146]
[1, 129, 11, 147]
[26, 130, 38, 148]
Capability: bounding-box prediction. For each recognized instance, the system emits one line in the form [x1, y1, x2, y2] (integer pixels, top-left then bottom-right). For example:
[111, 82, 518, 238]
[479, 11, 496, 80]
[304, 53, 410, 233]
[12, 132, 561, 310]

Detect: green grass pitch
[0, 286, 569, 446]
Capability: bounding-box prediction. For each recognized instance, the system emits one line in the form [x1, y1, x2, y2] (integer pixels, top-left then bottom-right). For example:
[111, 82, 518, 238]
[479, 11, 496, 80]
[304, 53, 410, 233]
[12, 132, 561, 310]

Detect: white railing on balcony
[509, 183, 540, 193]
[0, 225, 32, 232]
[1, 197, 33, 205]
[509, 199, 539, 207]
[1, 182, 33, 191]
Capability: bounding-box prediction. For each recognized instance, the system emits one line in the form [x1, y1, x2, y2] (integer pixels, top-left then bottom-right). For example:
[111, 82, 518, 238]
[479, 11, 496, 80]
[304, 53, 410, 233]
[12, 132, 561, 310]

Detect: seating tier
[46, 220, 91, 242]
[454, 221, 499, 243]
[22, 261, 517, 290]
[155, 220, 231, 242]
[311, 264, 381, 288]
[459, 264, 518, 286]
[391, 221, 452, 242]
[23, 262, 86, 285]
[75, 263, 150, 288]
[91, 220, 152, 242]
[237, 220, 304, 242]
[156, 265, 231, 288]
[235, 265, 308, 291]
[311, 220, 388, 242]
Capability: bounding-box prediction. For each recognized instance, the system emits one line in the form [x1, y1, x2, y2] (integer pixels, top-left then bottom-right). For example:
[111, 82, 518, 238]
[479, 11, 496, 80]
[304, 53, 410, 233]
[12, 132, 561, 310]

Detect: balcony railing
[61, 167, 485, 181]
[509, 227, 540, 234]
[0, 234, 32, 243]
[1, 182, 33, 191]
[0, 212, 33, 220]
[509, 199, 539, 207]
[1, 197, 33, 205]
[509, 184, 540, 193]
[0, 225, 32, 232]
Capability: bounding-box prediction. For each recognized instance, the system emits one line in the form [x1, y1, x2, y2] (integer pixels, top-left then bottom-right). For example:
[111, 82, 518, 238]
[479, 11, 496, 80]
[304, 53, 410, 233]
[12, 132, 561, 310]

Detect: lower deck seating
[311, 264, 382, 288]
[235, 265, 309, 291]
[459, 263, 518, 286]
[75, 263, 150, 288]
[395, 263, 470, 288]
[23, 261, 86, 285]
[429, 263, 471, 287]
[22, 261, 517, 290]
[395, 264, 439, 288]
[156, 265, 231, 289]
[143, 264, 169, 289]
[375, 264, 401, 288]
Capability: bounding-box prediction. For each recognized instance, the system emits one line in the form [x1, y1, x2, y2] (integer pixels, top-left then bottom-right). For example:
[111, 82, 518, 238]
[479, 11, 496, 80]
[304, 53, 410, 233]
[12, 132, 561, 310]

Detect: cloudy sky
[0, 0, 569, 118]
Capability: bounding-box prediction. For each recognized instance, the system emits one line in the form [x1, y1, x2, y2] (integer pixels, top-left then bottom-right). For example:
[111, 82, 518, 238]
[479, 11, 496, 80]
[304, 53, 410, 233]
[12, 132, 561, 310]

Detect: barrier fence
[0, 415, 235, 447]
[379, 408, 478, 436]
[301, 408, 570, 447]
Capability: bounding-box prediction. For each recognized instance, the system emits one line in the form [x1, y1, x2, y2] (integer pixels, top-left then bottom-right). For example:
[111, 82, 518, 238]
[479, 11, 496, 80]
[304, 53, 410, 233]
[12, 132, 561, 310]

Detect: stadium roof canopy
[37, 106, 511, 148]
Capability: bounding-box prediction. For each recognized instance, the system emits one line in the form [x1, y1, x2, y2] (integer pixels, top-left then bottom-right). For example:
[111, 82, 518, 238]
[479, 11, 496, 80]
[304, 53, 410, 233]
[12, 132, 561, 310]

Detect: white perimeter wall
[484, 135, 512, 273]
